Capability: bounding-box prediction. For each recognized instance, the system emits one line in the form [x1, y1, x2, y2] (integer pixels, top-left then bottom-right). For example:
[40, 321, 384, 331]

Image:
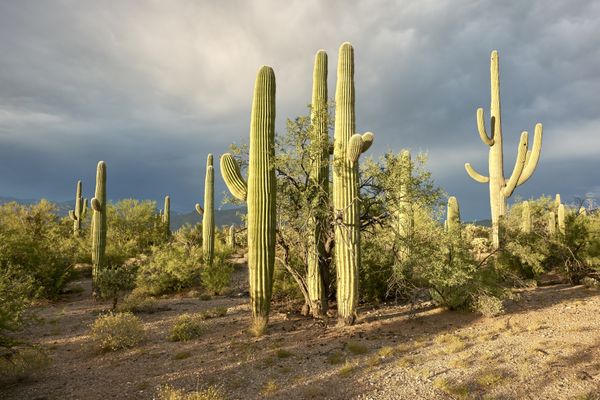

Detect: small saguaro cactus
[68, 180, 87, 237]
[221, 66, 276, 333]
[307, 49, 330, 318]
[397, 150, 414, 261]
[521, 200, 532, 234]
[91, 161, 107, 294]
[227, 225, 236, 248]
[464, 50, 543, 249]
[557, 203, 566, 236]
[547, 211, 556, 235]
[332, 42, 374, 325]
[196, 154, 215, 266]
[162, 195, 171, 236]
[445, 196, 461, 233]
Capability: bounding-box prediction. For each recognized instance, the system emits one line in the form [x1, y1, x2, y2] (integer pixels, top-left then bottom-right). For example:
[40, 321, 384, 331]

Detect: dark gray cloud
[0, 0, 598, 219]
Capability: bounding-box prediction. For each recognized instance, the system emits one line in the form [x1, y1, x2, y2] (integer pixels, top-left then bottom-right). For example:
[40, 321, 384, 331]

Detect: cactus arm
[476, 108, 494, 146]
[68, 210, 76, 220]
[517, 123, 542, 186]
[91, 197, 101, 211]
[195, 203, 204, 215]
[501, 131, 529, 198]
[220, 153, 248, 201]
[360, 132, 374, 153]
[81, 198, 87, 218]
[464, 163, 489, 183]
[347, 134, 363, 162]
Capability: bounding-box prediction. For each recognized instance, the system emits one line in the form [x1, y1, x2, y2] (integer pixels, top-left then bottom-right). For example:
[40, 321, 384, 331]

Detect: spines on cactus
[91, 161, 107, 295]
[464, 50, 543, 248]
[68, 180, 87, 237]
[220, 66, 276, 334]
[307, 49, 329, 318]
[521, 200, 531, 233]
[332, 42, 374, 326]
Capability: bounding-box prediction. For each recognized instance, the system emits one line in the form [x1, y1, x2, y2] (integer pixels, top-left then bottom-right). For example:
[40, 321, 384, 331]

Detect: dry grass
[339, 361, 359, 377]
[345, 341, 368, 355]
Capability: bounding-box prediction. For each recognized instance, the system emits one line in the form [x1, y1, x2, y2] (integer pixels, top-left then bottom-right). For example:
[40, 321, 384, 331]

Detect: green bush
[96, 265, 136, 309]
[89, 312, 146, 352]
[135, 242, 203, 296]
[0, 266, 34, 348]
[0, 346, 50, 383]
[169, 314, 206, 342]
[200, 248, 234, 295]
[117, 289, 162, 314]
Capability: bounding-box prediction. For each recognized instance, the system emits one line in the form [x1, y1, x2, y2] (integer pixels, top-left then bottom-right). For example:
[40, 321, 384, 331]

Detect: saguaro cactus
[196, 154, 215, 265]
[91, 161, 107, 293]
[465, 51, 543, 249]
[221, 66, 276, 333]
[227, 225, 236, 248]
[397, 150, 414, 261]
[68, 180, 87, 237]
[445, 196, 461, 233]
[521, 201, 531, 234]
[307, 49, 329, 317]
[162, 195, 171, 236]
[332, 42, 374, 325]
[557, 204, 566, 236]
[547, 211, 556, 235]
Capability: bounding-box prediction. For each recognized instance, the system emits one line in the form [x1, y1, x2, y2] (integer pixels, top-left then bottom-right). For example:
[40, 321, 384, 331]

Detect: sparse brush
[472, 293, 505, 317]
[89, 312, 145, 352]
[156, 385, 226, 400]
[117, 290, 162, 314]
[345, 341, 369, 355]
[0, 346, 50, 383]
[169, 314, 207, 342]
[338, 361, 358, 377]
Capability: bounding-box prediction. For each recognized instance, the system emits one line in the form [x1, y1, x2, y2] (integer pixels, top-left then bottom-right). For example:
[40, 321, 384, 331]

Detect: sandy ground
[2, 264, 600, 400]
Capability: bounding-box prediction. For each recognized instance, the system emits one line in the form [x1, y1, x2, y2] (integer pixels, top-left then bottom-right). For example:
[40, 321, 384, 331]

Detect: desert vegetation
[1, 42, 599, 400]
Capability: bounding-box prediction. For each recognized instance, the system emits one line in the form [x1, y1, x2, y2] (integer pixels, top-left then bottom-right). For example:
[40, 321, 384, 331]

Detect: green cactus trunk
[221, 66, 276, 333]
[307, 49, 329, 318]
[557, 204, 566, 236]
[522, 201, 531, 233]
[228, 225, 235, 248]
[547, 211, 556, 236]
[91, 161, 107, 294]
[162, 195, 170, 237]
[68, 180, 87, 237]
[465, 51, 543, 249]
[203, 154, 215, 265]
[332, 43, 374, 326]
[446, 196, 461, 233]
[397, 150, 414, 262]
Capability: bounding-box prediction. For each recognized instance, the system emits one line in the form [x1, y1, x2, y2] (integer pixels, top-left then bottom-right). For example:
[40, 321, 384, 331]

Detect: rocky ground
[2, 263, 600, 400]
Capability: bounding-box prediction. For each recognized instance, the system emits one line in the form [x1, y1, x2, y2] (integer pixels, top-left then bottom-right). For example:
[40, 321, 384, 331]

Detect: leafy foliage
[89, 312, 146, 352]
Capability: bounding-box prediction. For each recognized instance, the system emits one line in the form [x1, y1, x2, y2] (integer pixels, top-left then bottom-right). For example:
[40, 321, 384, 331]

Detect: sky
[0, 0, 598, 220]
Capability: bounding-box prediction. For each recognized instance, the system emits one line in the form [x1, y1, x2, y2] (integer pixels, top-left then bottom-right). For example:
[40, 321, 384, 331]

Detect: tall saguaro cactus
[332, 42, 374, 325]
[221, 66, 276, 333]
[91, 161, 107, 293]
[196, 154, 215, 265]
[162, 195, 171, 236]
[68, 180, 87, 237]
[465, 51, 543, 249]
[522, 201, 532, 234]
[445, 196, 461, 233]
[228, 225, 236, 248]
[397, 150, 414, 261]
[307, 49, 329, 317]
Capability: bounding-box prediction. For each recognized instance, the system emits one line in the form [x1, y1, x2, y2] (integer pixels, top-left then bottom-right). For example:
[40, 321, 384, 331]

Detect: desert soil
[2, 262, 600, 400]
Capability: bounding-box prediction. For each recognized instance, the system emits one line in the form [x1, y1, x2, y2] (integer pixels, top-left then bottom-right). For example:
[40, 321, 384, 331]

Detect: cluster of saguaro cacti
[396, 150, 414, 261]
[221, 66, 276, 333]
[307, 49, 330, 318]
[521, 200, 531, 234]
[91, 161, 107, 293]
[445, 196, 461, 233]
[161, 195, 170, 236]
[68, 180, 87, 237]
[196, 154, 215, 265]
[465, 50, 543, 249]
[332, 42, 374, 326]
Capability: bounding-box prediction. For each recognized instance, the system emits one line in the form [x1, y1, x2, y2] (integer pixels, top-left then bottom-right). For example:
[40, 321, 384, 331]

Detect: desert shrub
[135, 241, 203, 296]
[360, 236, 395, 303]
[198, 307, 227, 319]
[0, 201, 79, 298]
[117, 289, 161, 314]
[0, 265, 34, 348]
[155, 385, 226, 400]
[472, 293, 505, 317]
[169, 314, 206, 342]
[201, 248, 234, 295]
[0, 346, 50, 383]
[96, 265, 136, 309]
[89, 312, 145, 352]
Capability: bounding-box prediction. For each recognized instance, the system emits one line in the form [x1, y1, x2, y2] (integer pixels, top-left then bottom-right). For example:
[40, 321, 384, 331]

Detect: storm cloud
[0, 0, 598, 219]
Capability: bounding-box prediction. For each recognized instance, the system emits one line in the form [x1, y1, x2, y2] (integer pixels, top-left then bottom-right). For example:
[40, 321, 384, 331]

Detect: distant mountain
[469, 219, 492, 227]
[0, 196, 244, 229]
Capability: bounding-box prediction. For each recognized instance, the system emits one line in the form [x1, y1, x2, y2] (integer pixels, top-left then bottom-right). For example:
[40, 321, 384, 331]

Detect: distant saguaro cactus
[521, 201, 531, 234]
[227, 225, 235, 248]
[196, 154, 215, 265]
[162, 195, 170, 236]
[397, 150, 414, 261]
[445, 196, 461, 233]
[547, 211, 556, 235]
[68, 180, 87, 237]
[465, 51, 543, 249]
[91, 161, 107, 294]
[332, 42, 374, 325]
[307, 49, 330, 318]
[221, 66, 276, 334]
